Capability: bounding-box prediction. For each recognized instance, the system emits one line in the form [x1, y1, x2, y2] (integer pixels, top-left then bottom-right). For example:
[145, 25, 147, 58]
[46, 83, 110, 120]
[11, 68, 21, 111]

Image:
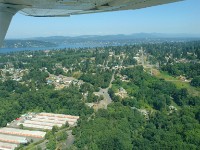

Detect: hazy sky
[6, 0, 200, 39]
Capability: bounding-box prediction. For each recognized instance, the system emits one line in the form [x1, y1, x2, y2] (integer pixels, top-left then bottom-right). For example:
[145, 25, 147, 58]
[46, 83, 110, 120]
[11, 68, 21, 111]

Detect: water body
[0, 43, 123, 54]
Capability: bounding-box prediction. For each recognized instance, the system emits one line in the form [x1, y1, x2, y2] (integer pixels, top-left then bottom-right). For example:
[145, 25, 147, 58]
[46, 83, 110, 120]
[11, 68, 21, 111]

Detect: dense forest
[0, 40, 199, 149]
[0, 84, 93, 127]
[73, 66, 200, 150]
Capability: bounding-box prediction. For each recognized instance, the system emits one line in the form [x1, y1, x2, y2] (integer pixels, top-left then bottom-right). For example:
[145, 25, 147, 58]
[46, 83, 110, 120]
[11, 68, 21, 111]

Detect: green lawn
[156, 71, 200, 97]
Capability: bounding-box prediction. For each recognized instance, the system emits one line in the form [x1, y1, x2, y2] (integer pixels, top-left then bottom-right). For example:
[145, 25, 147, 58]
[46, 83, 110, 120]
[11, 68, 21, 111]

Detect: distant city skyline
[6, 0, 200, 39]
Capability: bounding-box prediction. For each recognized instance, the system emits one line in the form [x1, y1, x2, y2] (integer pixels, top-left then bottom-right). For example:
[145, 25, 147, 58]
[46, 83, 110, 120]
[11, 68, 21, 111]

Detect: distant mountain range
[32, 33, 200, 41]
[4, 33, 200, 49]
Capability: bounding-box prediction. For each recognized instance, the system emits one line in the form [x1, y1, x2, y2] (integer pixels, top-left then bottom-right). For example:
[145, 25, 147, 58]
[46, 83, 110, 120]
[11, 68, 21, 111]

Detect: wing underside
[0, 0, 182, 48]
[0, 0, 181, 17]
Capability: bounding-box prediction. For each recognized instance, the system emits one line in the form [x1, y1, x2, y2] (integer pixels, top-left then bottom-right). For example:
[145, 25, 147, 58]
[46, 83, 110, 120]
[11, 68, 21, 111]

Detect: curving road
[97, 71, 115, 108]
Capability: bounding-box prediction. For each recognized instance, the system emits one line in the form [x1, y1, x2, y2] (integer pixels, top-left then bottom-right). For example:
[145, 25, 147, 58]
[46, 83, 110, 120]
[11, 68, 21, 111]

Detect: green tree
[190, 76, 200, 87]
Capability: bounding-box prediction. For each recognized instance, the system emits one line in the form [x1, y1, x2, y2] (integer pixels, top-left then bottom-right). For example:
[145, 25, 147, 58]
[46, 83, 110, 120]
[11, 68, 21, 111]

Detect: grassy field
[154, 70, 200, 97]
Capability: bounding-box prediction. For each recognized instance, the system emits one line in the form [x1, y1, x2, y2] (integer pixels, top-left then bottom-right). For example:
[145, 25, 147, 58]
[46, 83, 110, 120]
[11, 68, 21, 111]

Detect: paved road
[96, 71, 115, 108]
[99, 88, 112, 105]
[65, 130, 74, 149]
[109, 70, 115, 88]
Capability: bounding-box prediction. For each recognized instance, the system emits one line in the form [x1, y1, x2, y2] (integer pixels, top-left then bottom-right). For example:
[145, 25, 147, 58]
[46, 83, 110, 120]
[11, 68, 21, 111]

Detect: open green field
[155, 70, 200, 97]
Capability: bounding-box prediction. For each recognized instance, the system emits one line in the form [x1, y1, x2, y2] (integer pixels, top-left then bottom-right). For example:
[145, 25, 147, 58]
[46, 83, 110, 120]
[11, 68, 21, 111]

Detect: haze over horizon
[6, 0, 200, 39]
[5, 33, 200, 41]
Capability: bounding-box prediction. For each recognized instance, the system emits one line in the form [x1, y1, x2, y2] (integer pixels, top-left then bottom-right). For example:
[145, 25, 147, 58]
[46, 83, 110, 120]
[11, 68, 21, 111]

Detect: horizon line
[5, 32, 200, 40]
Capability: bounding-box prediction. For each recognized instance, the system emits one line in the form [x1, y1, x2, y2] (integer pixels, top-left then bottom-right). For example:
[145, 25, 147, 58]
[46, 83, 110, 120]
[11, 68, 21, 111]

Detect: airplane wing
[0, 0, 182, 47]
[19, 0, 182, 17]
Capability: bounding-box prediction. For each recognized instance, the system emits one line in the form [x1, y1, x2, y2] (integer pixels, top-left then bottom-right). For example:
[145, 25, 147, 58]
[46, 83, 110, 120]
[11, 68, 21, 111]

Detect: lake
[0, 43, 124, 54]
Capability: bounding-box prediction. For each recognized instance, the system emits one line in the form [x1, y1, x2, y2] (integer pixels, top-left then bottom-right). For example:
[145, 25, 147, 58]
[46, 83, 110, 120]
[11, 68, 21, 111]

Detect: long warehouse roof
[0, 134, 27, 144]
[21, 123, 52, 130]
[38, 113, 79, 119]
[0, 142, 17, 150]
[0, 128, 46, 138]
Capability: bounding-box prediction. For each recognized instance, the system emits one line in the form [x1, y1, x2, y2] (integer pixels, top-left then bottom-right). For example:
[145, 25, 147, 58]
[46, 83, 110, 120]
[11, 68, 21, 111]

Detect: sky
[5, 0, 200, 39]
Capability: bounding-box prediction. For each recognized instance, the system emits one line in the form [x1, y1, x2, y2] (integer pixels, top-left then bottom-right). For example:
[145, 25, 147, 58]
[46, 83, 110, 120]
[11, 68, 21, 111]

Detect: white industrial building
[0, 142, 18, 150]
[0, 134, 27, 144]
[19, 113, 79, 130]
[0, 112, 79, 149]
[38, 112, 79, 119]
[0, 128, 46, 138]
[22, 120, 63, 128]
[19, 123, 52, 130]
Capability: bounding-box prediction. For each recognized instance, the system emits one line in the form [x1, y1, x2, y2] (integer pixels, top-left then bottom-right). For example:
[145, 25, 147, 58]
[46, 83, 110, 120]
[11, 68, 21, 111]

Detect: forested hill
[4, 33, 200, 49]
[0, 40, 199, 149]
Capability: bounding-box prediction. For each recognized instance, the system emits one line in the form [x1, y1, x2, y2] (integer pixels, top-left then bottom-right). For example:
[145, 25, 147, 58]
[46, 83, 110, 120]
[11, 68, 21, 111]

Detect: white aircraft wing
[0, 0, 182, 47]
[11, 0, 182, 17]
